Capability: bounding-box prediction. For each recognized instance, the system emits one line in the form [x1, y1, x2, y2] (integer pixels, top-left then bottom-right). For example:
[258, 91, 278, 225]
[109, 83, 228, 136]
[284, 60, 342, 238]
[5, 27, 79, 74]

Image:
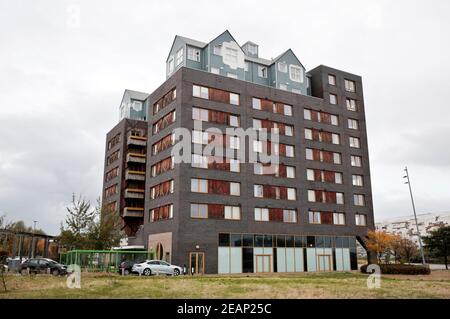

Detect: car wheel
[173, 269, 180, 276]
[21, 268, 28, 276]
[52, 269, 60, 276]
[143, 268, 152, 276]
[124, 269, 130, 276]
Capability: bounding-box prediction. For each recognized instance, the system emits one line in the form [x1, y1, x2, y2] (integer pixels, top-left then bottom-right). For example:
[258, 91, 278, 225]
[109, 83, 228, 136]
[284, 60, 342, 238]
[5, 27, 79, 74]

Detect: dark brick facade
[105, 66, 374, 273]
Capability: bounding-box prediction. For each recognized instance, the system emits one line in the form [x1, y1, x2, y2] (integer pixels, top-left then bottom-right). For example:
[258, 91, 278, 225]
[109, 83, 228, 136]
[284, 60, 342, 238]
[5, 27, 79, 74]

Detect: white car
[132, 260, 183, 276]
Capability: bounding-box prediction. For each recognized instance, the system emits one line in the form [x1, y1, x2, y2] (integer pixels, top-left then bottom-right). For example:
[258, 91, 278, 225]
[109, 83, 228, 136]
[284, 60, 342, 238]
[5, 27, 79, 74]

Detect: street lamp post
[403, 167, 426, 264]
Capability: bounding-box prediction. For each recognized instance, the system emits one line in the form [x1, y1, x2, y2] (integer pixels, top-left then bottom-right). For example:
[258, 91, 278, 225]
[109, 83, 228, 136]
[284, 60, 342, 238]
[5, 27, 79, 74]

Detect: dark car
[19, 258, 67, 276]
[118, 260, 135, 275]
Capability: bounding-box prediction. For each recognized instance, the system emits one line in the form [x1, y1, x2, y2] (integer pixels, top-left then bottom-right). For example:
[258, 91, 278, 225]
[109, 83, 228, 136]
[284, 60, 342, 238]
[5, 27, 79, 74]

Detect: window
[306, 169, 315, 181]
[191, 178, 207, 193]
[244, 62, 249, 72]
[252, 98, 261, 110]
[230, 182, 240, 196]
[289, 65, 303, 83]
[192, 85, 209, 99]
[333, 213, 345, 225]
[287, 188, 296, 200]
[254, 185, 263, 198]
[309, 211, 321, 224]
[330, 93, 337, 105]
[283, 210, 297, 223]
[354, 194, 365, 206]
[247, 44, 258, 55]
[275, 62, 287, 73]
[305, 148, 313, 160]
[192, 107, 209, 121]
[348, 119, 359, 130]
[225, 47, 238, 63]
[258, 66, 267, 78]
[192, 130, 208, 144]
[191, 154, 208, 169]
[254, 208, 269, 221]
[351, 155, 362, 167]
[284, 104, 293, 116]
[227, 72, 237, 79]
[213, 45, 222, 55]
[346, 98, 357, 111]
[331, 115, 339, 126]
[292, 88, 302, 94]
[304, 128, 312, 140]
[304, 110, 312, 121]
[355, 213, 367, 226]
[336, 193, 344, 204]
[191, 204, 208, 218]
[229, 93, 239, 106]
[308, 190, 316, 202]
[328, 74, 336, 85]
[253, 163, 263, 175]
[168, 57, 174, 74]
[187, 47, 200, 62]
[285, 145, 294, 157]
[175, 48, 183, 66]
[333, 153, 342, 164]
[335, 172, 343, 184]
[225, 206, 241, 220]
[252, 119, 262, 130]
[286, 166, 295, 178]
[332, 133, 340, 145]
[211, 67, 220, 74]
[230, 159, 240, 172]
[229, 136, 240, 149]
[279, 83, 287, 90]
[285, 125, 293, 136]
[253, 140, 263, 153]
[349, 137, 361, 148]
[345, 79, 356, 92]
[352, 175, 364, 186]
[229, 115, 239, 127]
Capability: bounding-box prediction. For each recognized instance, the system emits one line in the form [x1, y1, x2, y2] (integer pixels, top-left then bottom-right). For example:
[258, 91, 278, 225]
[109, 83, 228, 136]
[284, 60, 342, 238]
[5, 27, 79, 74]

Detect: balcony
[123, 207, 144, 218]
[125, 170, 146, 181]
[126, 152, 146, 163]
[127, 135, 147, 147]
[124, 188, 145, 199]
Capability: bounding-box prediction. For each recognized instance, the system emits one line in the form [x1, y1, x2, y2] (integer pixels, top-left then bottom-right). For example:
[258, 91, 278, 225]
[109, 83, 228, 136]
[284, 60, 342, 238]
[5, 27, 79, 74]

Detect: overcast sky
[0, 0, 449, 234]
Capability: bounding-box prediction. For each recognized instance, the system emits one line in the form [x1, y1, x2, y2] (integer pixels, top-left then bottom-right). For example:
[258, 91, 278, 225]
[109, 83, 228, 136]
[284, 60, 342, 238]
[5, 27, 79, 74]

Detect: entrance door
[255, 255, 271, 273]
[317, 255, 332, 272]
[189, 252, 205, 275]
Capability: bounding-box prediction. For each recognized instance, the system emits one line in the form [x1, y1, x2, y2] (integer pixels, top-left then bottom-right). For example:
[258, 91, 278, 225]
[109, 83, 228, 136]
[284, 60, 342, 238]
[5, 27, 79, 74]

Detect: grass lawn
[1, 270, 449, 299]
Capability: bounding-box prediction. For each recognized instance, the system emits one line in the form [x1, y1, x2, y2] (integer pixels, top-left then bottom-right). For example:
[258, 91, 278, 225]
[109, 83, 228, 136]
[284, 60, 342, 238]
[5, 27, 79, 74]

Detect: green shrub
[360, 263, 431, 275]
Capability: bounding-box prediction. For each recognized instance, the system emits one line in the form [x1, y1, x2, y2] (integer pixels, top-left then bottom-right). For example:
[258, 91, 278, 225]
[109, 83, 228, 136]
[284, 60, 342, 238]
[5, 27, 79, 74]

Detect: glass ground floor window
[218, 233, 358, 274]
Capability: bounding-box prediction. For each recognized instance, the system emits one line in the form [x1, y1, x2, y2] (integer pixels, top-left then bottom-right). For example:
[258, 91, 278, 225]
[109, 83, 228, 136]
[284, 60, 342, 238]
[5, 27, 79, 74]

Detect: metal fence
[60, 250, 154, 272]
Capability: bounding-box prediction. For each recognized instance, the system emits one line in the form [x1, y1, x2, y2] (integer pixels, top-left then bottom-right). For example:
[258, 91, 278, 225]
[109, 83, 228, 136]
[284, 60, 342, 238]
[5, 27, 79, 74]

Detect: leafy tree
[423, 226, 450, 269]
[392, 236, 419, 264]
[65, 194, 95, 235]
[57, 195, 123, 251]
[364, 230, 397, 264]
[85, 198, 123, 250]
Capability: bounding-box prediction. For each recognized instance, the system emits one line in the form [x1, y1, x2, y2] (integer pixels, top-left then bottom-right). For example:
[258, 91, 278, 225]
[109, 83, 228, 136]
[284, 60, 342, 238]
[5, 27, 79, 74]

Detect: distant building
[376, 212, 450, 245]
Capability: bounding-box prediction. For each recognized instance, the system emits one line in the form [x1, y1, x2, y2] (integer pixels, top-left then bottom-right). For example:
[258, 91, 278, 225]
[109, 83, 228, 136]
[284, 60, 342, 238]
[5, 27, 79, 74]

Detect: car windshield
[160, 261, 170, 266]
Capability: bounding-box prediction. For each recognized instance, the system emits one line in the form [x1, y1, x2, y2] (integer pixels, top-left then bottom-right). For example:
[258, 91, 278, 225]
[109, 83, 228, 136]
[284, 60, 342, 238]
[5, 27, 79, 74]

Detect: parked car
[132, 260, 183, 276]
[19, 258, 67, 276]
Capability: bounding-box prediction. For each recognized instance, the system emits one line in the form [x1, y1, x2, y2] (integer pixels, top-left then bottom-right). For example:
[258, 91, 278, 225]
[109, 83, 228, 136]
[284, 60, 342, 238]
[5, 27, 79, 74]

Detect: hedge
[360, 263, 431, 275]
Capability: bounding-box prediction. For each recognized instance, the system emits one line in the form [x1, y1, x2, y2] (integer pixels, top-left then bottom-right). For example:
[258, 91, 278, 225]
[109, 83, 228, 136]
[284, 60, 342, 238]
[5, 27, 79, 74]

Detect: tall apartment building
[102, 30, 375, 274]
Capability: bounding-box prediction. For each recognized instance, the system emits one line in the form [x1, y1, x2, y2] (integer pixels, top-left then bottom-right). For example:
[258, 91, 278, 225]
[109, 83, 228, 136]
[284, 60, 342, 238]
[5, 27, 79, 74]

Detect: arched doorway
[156, 242, 164, 260]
